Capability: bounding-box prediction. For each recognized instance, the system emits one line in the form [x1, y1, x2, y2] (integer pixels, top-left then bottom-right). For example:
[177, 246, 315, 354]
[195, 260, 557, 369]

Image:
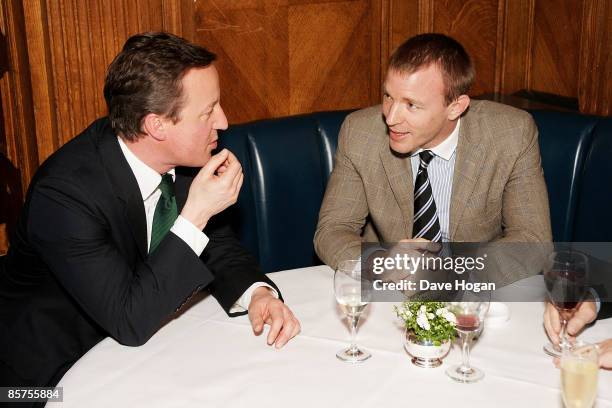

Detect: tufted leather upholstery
[531, 111, 598, 241]
[219, 108, 611, 272]
[572, 118, 612, 242]
[218, 112, 350, 273]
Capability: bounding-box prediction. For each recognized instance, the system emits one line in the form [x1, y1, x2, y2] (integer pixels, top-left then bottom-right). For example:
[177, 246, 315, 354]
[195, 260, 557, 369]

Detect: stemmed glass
[543, 250, 589, 357]
[334, 259, 372, 362]
[561, 342, 599, 408]
[445, 294, 490, 383]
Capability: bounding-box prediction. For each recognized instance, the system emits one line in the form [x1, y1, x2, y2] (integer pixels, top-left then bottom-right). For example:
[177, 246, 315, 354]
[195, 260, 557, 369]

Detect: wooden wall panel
[386, 0, 610, 114]
[0, 0, 38, 254]
[578, 0, 610, 116]
[530, 0, 582, 98]
[190, 0, 382, 124]
[497, 0, 533, 94]
[1, 0, 181, 252]
[23, 0, 170, 163]
[432, 0, 500, 97]
[387, 0, 502, 98]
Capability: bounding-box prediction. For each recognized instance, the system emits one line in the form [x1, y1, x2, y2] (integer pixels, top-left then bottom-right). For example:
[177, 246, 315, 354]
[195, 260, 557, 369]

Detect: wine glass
[334, 259, 371, 362]
[543, 250, 589, 357]
[561, 342, 599, 408]
[445, 294, 490, 383]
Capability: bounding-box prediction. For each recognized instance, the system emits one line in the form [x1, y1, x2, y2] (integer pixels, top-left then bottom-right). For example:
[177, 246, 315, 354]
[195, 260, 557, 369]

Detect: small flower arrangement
[394, 301, 456, 346]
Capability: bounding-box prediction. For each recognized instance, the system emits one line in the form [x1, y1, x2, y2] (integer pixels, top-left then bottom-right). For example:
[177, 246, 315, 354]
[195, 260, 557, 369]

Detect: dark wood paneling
[0, 0, 38, 253]
[387, 0, 501, 98]
[190, 0, 381, 124]
[432, 0, 500, 97]
[530, 0, 582, 98]
[578, 0, 611, 116]
[498, 0, 533, 94]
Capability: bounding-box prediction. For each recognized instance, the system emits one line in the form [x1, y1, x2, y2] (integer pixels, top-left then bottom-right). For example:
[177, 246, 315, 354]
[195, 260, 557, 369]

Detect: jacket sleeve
[314, 116, 369, 269]
[201, 211, 281, 317]
[28, 176, 214, 346]
[496, 116, 553, 243]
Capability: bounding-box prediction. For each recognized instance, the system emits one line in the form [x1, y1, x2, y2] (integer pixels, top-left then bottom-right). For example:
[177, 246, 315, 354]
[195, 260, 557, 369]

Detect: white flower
[435, 307, 447, 316]
[416, 313, 431, 330]
[443, 311, 457, 325]
[427, 312, 435, 319]
[416, 305, 431, 330]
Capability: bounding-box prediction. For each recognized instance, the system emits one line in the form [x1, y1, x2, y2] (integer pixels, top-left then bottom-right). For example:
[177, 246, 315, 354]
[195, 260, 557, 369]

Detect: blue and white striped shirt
[410, 119, 460, 242]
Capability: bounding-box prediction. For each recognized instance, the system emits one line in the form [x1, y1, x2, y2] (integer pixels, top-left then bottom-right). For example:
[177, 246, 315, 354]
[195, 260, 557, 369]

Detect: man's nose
[385, 103, 400, 126]
[215, 105, 229, 130]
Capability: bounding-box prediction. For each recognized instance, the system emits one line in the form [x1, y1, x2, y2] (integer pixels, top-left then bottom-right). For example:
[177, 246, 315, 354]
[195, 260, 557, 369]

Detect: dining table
[51, 265, 612, 407]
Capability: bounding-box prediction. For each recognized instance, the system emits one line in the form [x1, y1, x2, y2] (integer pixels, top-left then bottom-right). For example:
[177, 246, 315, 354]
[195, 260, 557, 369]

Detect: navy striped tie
[149, 174, 178, 253]
[412, 150, 442, 242]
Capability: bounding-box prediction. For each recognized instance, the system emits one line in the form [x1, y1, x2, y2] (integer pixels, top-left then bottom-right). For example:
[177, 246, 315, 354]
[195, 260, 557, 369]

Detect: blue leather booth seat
[530, 111, 598, 242]
[220, 108, 611, 273]
[219, 112, 350, 273]
[572, 118, 612, 242]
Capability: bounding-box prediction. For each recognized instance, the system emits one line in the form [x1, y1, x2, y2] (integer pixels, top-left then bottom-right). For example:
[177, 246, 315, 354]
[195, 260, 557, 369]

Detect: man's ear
[447, 95, 470, 121]
[142, 113, 167, 141]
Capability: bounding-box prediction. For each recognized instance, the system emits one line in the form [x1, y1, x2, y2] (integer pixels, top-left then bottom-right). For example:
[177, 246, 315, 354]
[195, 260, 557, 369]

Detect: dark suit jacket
[0, 118, 278, 388]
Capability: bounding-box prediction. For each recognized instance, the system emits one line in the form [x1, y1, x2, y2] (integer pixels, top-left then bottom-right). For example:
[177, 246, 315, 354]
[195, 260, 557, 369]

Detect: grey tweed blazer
[314, 100, 552, 270]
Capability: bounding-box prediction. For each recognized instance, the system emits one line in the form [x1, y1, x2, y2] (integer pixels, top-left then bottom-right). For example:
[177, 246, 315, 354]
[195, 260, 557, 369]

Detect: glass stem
[348, 314, 360, 352]
[459, 332, 473, 373]
[559, 318, 569, 349]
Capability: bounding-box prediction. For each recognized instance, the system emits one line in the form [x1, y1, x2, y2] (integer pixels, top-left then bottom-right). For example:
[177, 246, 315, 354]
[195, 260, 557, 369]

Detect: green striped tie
[149, 174, 178, 253]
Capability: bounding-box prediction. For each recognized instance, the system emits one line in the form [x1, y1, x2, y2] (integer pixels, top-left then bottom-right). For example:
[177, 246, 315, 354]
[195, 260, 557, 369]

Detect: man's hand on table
[553, 338, 612, 369]
[596, 339, 612, 369]
[248, 287, 301, 348]
[543, 300, 612, 369]
[543, 301, 597, 346]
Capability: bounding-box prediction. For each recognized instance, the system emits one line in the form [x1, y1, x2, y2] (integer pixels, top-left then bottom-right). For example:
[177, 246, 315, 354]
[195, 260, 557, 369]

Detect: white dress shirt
[117, 137, 275, 312]
[410, 119, 460, 242]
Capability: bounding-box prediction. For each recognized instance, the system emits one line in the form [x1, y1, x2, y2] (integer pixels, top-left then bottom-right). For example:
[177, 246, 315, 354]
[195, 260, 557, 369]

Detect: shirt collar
[117, 136, 175, 201]
[410, 118, 460, 161]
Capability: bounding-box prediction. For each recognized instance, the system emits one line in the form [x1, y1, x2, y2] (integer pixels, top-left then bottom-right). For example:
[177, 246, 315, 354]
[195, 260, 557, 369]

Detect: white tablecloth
[53, 266, 612, 407]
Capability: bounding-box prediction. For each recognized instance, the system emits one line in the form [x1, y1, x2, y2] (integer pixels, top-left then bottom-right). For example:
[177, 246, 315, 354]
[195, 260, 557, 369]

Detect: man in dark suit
[0, 32, 300, 394]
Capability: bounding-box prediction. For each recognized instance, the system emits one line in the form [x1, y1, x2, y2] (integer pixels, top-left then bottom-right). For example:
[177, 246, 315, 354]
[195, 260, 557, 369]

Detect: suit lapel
[95, 120, 148, 258]
[449, 112, 486, 239]
[380, 144, 414, 238]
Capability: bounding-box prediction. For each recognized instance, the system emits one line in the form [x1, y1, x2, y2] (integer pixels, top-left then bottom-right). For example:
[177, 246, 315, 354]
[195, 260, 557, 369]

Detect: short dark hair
[388, 33, 474, 105]
[104, 32, 216, 141]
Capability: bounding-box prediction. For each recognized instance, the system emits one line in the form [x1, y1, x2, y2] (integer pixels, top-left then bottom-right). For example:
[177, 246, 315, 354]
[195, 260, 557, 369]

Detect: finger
[543, 304, 559, 344]
[249, 309, 265, 335]
[553, 357, 560, 368]
[274, 320, 295, 349]
[219, 157, 242, 182]
[233, 173, 244, 199]
[567, 315, 587, 336]
[202, 149, 230, 175]
[266, 305, 285, 346]
[567, 302, 596, 336]
[291, 317, 301, 338]
[225, 150, 240, 165]
[230, 170, 243, 194]
[274, 310, 298, 348]
[598, 341, 612, 369]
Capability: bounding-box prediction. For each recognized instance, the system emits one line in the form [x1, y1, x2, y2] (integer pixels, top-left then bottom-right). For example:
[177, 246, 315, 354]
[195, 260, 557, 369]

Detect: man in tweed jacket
[314, 34, 552, 275]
